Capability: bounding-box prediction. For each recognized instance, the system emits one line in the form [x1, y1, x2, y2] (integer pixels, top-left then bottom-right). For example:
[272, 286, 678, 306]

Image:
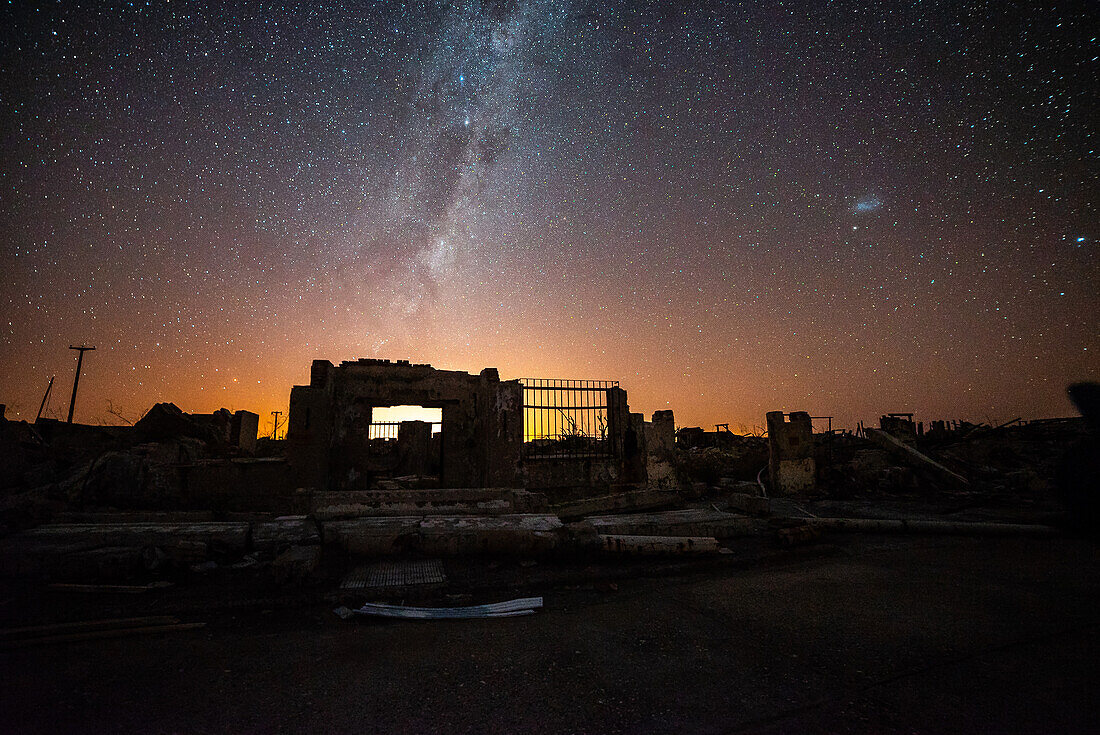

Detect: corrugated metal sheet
[350, 597, 543, 620]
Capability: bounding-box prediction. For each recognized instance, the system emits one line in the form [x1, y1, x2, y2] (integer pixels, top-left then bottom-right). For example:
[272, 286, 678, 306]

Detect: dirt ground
[2, 533, 1097, 734]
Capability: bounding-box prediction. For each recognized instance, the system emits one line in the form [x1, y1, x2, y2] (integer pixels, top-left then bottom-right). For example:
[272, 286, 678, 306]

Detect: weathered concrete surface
[551, 488, 675, 519]
[599, 534, 720, 555]
[792, 516, 1057, 537]
[724, 492, 771, 516]
[767, 410, 816, 495]
[53, 511, 218, 524]
[586, 509, 767, 539]
[643, 410, 679, 491]
[322, 514, 566, 556]
[418, 514, 565, 556]
[523, 456, 623, 496]
[0, 522, 250, 576]
[314, 499, 514, 520]
[7, 522, 250, 554]
[322, 517, 422, 555]
[251, 516, 321, 552]
[311, 488, 547, 520]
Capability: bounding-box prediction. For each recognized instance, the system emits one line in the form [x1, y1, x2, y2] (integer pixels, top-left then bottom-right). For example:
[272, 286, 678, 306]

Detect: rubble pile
[0, 366, 1093, 604]
[0, 404, 276, 535]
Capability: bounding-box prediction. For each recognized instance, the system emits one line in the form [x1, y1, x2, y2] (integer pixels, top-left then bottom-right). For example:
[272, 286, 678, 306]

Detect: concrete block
[726, 493, 771, 516]
[418, 514, 565, 556]
[0, 522, 249, 577]
[551, 488, 672, 518]
[322, 517, 421, 555]
[586, 509, 765, 539]
[252, 516, 320, 552]
[599, 534, 720, 555]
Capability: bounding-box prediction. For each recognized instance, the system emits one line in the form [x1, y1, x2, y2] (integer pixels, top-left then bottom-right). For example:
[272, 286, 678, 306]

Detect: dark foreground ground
[2, 534, 1098, 734]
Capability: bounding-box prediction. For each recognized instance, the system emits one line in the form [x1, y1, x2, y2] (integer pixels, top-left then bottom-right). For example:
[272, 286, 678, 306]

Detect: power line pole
[67, 345, 96, 424]
[271, 410, 282, 440]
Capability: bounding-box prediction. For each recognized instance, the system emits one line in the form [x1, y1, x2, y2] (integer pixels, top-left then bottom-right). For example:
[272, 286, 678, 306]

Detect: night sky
[2, 0, 1096, 434]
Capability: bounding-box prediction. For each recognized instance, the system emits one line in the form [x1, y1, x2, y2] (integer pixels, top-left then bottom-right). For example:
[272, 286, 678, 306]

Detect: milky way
[1, 1, 1095, 433]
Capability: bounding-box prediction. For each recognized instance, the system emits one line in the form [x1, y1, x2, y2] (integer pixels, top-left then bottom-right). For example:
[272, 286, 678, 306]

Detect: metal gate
[520, 378, 618, 458]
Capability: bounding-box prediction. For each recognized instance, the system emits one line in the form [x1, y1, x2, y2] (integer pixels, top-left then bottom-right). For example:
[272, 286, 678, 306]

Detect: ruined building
[286, 359, 648, 497]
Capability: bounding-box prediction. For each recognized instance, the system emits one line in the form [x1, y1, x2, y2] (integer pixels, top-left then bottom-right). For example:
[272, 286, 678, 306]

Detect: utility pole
[271, 410, 282, 440]
[67, 345, 95, 424]
[36, 376, 55, 422]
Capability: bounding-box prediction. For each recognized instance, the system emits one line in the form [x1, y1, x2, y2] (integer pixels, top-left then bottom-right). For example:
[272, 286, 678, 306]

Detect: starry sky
[1, 0, 1096, 435]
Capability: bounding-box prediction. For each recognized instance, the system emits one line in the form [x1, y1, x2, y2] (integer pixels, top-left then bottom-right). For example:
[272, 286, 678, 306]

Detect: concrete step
[323, 514, 566, 557]
[551, 488, 677, 519]
[1, 518, 325, 579]
[585, 509, 768, 539]
[0, 521, 252, 577]
[311, 488, 547, 519]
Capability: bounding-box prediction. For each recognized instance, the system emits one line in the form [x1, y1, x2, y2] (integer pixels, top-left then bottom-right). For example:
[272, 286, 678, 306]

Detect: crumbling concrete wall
[644, 410, 678, 491]
[287, 359, 523, 490]
[524, 456, 622, 495]
[646, 410, 676, 456]
[189, 409, 260, 452]
[179, 458, 302, 512]
[767, 411, 816, 495]
[880, 414, 917, 444]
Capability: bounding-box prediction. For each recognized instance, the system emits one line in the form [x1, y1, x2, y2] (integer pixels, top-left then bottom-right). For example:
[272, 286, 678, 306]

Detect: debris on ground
[334, 596, 543, 620]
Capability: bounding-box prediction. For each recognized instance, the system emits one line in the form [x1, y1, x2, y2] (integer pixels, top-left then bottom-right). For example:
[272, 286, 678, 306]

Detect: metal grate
[520, 378, 618, 458]
[341, 558, 447, 591]
[367, 422, 443, 440]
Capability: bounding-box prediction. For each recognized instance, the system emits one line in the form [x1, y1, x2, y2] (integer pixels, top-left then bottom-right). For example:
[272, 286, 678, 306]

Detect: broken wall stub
[767, 411, 816, 495]
[646, 410, 676, 457]
[287, 359, 523, 490]
[230, 411, 259, 452]
[879, 414, 917, 444]
[188, 409, 260, 452]
[396, 420, 433, 477]
[644, 410, 678, 491]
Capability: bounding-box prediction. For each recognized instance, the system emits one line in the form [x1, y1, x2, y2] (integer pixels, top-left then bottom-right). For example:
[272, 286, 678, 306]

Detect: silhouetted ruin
[1, 361, 1096, 732]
